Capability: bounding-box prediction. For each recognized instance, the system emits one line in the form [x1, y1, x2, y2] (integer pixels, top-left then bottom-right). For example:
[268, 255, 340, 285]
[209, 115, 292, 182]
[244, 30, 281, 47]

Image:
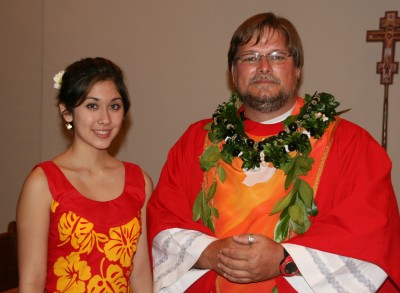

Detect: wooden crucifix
[366, 11, 400, 150]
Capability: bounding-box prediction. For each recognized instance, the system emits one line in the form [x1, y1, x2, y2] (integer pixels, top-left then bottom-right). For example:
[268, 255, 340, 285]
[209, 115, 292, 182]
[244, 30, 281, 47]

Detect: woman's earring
[65, 122, 73, 130]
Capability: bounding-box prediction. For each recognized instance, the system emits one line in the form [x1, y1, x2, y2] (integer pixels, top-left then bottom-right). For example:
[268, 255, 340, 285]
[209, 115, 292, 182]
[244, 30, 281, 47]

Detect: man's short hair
[228, 12, 304, 71]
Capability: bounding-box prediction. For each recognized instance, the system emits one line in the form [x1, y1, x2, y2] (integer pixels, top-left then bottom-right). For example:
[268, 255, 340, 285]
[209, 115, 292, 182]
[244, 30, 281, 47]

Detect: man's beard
[238, 88, 293, 114]
[237, 74, 296, 113]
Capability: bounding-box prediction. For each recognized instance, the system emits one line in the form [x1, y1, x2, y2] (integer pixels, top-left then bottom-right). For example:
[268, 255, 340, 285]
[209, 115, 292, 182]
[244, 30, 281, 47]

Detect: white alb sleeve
[152, 228, 217, 293]
[282, 243, 387, 293]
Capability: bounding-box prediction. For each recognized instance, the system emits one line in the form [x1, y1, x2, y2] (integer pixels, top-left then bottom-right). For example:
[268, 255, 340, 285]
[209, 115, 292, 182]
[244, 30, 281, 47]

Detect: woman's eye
[86, 103, 98, 109]
[111, 104, 122, 110]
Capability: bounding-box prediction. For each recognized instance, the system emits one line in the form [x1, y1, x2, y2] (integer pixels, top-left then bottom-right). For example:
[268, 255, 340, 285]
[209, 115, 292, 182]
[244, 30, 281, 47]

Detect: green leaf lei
[192, 91, 348, 241]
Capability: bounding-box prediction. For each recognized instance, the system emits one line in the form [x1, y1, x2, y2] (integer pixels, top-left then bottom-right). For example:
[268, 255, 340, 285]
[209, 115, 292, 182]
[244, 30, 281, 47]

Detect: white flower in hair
[53, 70, 65, 89]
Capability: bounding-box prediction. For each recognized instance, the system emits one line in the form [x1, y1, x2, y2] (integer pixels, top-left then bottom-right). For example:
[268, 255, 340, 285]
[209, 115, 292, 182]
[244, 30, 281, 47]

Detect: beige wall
[1, 0, 399, 231]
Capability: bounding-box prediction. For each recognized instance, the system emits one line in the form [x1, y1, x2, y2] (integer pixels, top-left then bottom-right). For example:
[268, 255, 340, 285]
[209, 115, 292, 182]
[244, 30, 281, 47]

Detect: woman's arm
[17, 167, 52, 293]
[131, 171, 153, 293]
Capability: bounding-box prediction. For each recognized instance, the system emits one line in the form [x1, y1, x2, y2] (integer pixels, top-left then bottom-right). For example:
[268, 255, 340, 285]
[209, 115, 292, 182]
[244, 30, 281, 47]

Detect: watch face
[280, 254, 299, 276]
[284, 261, 298, 274]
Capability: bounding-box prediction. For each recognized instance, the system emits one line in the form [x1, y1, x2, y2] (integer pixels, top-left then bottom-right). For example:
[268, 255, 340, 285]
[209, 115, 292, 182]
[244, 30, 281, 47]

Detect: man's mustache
[250, 75, 280, 84]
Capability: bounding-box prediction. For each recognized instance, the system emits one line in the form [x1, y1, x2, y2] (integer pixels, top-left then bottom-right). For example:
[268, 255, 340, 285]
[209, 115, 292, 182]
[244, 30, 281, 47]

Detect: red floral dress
[37, 161, 145, 293]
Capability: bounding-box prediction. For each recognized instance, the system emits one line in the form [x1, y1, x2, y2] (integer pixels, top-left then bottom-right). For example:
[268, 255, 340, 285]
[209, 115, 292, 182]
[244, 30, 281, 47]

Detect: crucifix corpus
[366, 11, 400, 150]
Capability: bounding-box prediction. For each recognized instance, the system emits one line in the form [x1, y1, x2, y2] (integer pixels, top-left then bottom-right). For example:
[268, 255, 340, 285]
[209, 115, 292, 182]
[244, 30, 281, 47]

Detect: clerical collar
[259, 103, 296, 124]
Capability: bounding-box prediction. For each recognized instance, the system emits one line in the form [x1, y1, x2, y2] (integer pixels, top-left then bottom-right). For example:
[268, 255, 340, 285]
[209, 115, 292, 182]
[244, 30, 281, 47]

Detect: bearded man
[147, 12, 400, 292]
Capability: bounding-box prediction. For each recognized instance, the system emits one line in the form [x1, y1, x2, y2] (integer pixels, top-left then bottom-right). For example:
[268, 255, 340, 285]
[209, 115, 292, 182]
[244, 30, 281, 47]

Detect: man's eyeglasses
[235, 51, 293, 66]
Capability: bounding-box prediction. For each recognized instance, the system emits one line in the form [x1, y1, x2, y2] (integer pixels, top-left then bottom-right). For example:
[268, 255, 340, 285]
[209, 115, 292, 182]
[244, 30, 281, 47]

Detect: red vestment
[147, 98, 400, 292]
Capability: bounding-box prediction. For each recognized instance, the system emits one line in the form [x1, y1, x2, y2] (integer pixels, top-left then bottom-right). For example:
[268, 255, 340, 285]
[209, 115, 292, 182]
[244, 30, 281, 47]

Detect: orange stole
[208, 115, 340, 292]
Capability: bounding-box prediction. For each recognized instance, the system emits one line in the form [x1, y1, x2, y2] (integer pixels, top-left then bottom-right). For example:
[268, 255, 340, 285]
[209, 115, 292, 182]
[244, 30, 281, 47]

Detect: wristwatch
[280, 248, 300, 277]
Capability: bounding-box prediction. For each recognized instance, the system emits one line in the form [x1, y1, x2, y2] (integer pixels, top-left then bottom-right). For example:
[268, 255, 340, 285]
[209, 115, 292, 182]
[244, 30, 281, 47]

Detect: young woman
[17, 57, 153, 292]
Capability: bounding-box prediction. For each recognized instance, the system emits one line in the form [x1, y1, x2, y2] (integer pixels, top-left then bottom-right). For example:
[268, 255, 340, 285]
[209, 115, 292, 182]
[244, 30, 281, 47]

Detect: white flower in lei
[53, 70, 65, 89]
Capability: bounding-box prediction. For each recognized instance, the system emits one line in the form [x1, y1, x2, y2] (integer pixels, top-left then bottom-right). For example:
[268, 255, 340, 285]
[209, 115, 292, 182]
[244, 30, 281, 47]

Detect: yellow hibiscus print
[104, 217, 141, 267]
[87, 260, 130, 293]
[58, 211, 109, 254]
[51, 200, 60, 213]
[54, 252, 91, 293]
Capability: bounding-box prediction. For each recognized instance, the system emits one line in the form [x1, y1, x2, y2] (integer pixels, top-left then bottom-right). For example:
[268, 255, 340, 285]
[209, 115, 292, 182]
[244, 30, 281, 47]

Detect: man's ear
[231, 65, 237, 88]
[58, 103, 73, 123]
[296, 68, 301, 81]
